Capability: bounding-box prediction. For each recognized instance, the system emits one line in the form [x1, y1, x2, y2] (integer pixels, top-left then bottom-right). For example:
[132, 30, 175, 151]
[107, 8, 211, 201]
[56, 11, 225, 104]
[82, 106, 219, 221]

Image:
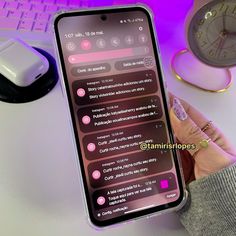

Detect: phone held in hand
[53, 5, 187, 228]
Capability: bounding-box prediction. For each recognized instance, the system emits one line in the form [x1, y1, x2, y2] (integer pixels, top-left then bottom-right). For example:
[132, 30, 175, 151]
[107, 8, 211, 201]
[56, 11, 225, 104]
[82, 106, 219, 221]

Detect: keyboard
[0, 0, 136, 47]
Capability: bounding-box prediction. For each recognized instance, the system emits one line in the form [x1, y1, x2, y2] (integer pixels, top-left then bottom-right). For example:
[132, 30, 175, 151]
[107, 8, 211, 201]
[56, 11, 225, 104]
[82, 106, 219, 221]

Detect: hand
[216, 34, 227, 58]
[169, 94, 236, 182]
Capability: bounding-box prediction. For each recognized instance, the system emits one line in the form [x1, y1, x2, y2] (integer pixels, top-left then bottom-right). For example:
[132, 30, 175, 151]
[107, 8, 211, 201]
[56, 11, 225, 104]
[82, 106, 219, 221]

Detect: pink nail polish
[173, 98, 188, 121]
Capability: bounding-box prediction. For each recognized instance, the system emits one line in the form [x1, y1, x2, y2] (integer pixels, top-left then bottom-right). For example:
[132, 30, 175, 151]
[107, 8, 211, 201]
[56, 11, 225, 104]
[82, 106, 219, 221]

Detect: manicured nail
[173, 98, 188, 121]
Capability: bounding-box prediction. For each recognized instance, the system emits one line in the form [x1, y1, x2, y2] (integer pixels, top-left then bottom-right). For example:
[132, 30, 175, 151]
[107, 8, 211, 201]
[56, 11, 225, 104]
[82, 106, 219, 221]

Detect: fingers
[170, 97, 234, 161]
[170, 99, 209, 157]
[169, 92, 211, 131]
[168, 93, 236, 155]
[202, 123, 236, 156]
[170, 97, 236, 179]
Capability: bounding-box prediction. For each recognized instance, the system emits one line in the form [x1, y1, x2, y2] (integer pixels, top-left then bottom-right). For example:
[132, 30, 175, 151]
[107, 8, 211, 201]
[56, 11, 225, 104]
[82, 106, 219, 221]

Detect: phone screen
[54, 6, 184, 227]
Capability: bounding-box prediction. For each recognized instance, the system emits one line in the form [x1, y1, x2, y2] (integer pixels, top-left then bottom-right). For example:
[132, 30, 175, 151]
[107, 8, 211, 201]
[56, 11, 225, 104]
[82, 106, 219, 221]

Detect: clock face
[188, 0, 236, 67]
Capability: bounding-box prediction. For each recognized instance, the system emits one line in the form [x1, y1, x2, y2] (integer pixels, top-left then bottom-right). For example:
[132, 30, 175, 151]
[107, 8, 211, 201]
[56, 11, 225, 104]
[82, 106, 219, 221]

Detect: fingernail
[173, 98, 188, 121]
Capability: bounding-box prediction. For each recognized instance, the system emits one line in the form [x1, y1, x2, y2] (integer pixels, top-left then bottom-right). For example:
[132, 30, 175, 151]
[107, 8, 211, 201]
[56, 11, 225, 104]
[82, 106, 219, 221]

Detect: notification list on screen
[58, 10, 180, 221]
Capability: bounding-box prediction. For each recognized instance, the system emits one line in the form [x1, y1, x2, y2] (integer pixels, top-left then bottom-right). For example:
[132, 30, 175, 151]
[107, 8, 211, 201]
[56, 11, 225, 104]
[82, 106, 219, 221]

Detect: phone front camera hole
[101, 15, 107, 21]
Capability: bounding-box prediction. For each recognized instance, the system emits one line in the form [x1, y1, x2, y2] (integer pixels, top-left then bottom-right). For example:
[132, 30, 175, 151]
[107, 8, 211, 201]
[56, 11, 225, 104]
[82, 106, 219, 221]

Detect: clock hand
[216, 35, 227, 58]
[222, 11, 226, 31]
[205, 34, 223, 50]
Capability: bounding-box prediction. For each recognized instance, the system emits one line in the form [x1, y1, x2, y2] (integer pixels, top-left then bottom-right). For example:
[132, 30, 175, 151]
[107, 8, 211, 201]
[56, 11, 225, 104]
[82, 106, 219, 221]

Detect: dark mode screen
[57, 9, 180, 222]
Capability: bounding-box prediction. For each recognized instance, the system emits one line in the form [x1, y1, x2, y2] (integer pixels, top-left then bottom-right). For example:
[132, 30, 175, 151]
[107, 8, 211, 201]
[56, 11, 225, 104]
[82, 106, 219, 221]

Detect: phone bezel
[53, 5, 185, 228]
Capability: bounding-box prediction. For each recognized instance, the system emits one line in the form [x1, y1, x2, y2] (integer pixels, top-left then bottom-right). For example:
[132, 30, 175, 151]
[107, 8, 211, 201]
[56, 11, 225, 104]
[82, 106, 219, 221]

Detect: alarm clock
[185, 0, 236, 67]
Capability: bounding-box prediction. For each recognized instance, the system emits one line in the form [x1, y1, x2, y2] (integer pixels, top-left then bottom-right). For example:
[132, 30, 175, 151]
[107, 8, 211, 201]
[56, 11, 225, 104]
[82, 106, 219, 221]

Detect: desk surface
[1, 4, 236, 236]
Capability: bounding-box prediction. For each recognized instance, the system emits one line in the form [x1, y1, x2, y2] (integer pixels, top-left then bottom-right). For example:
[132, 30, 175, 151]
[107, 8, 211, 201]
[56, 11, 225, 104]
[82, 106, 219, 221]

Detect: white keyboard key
[57, 6, 69, 10]
[0, 2, 5, 9]
[56, 0, 68, 6]
[18, 0, 30, 3]
[36, 12, 50, 21]
[43, 0, 55, 4]
[0, 9, 8, 17]
[18, 3, 32, 11]
[8, 10, 22, 18]
[31, 4, 45, 12]
[22, 12, 36, 19]
[80, 0, 90, 6]
[5, 2, 19, 10]
[33, 21, 47, 32]
[30, 0, 42, 3]
[18, 20, 34, 31]
[0, 18, 19, 30]
[114, 0, 135, 3]
[69, 0, 79, 7]
[46, 24, 52, 32]
[45, 5, 58, 12]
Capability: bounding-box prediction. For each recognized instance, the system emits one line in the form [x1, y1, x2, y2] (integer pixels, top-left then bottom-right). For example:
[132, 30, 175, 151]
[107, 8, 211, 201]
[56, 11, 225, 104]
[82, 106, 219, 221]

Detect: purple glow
[91, 0, 194, 19]
[144, 0, 194, 19]
[87, 0, 194, 43]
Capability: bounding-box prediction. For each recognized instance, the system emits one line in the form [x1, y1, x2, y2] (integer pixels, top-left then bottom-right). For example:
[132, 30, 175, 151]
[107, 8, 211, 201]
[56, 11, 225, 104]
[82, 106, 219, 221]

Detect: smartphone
[53, 5, 186, 228]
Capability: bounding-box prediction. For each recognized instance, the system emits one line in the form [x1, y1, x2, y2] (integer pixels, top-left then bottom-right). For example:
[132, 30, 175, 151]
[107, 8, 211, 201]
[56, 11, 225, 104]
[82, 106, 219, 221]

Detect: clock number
[219, 2, 225, 11]
[209, 49, 215, 57]
[198, 19, 205, 26]
[196, 31, 203, 39]
[223, 51, 227, 58]
[211, 10, 217, 17]
[205, 10, 217, 19]
[219, 2, 229, 13]
[232, 6, 236, 15]
[224, 5, 229, 14]
[201, 41, 208, 47]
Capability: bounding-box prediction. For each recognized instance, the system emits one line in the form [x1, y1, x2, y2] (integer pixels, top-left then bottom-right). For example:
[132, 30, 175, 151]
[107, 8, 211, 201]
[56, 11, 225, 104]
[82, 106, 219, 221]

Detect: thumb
[170, 98, 209, 157]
